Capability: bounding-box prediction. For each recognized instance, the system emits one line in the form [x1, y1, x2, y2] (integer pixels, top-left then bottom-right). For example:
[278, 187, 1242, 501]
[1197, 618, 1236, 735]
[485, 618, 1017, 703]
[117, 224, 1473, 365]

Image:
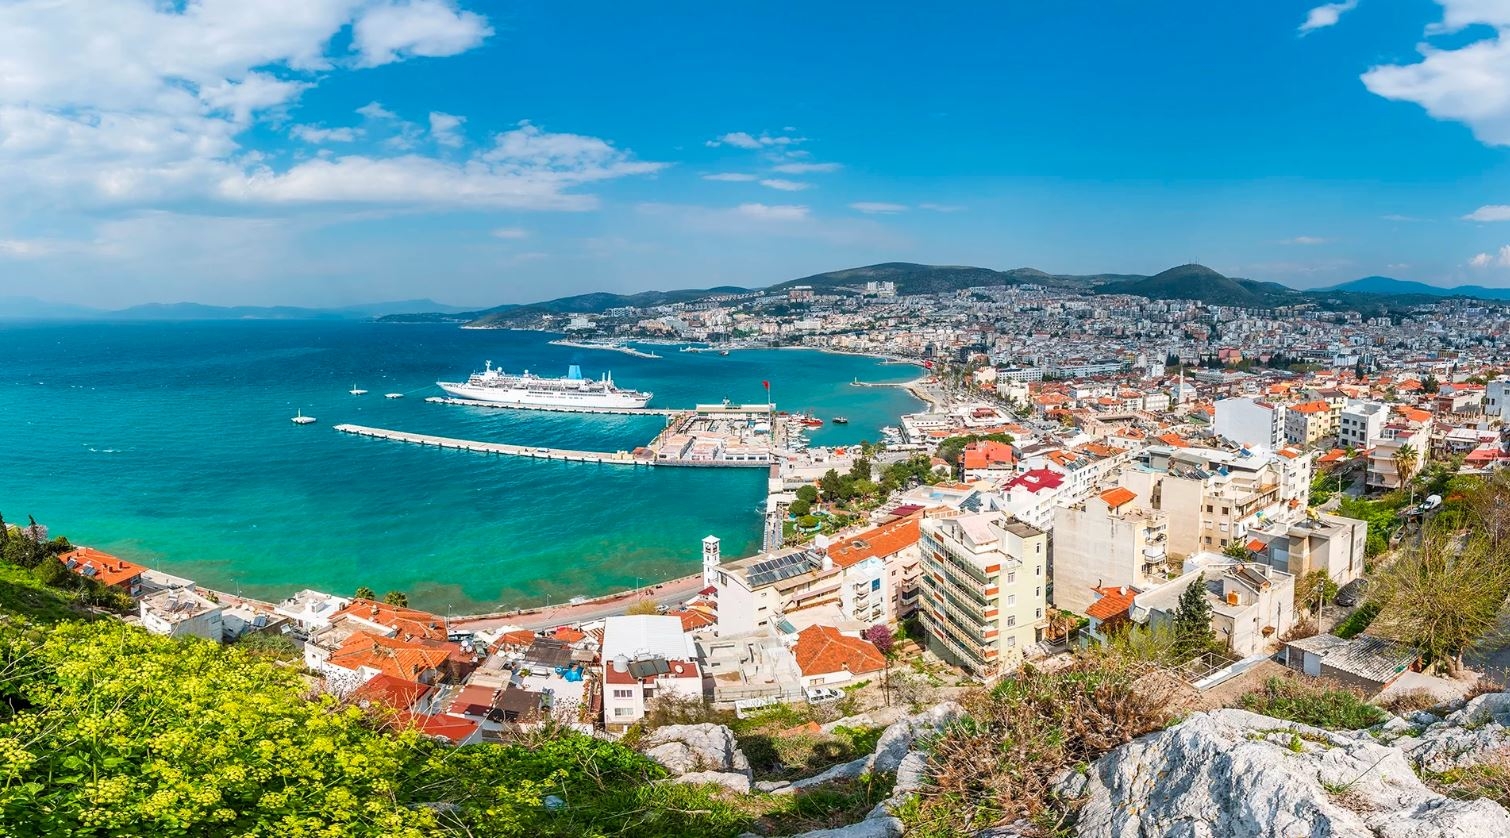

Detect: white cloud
[291, 124, 360, 143]
[918, 202, 964, 212]
[735, 203, 810, 221]
[701, 172, 758, 182]
[1299, 1, 1358, 33]
[1283, 235, 1329, 245]
[1363, 2, 1510, 146]
[1465, 204, 1510, 221]
[429, 111, 466, 147]
[357, 101, 400, 120]
[706, 130, 805, 149]
[849, 202, 908, 214]
[1469, 245, 1510, 267]
[1382, 213, 1423, 222]
[350, 0, 492, 68]
[771, 162, 841, 174]
[491, 227, 529, 239]
[759, 179, 809, 191]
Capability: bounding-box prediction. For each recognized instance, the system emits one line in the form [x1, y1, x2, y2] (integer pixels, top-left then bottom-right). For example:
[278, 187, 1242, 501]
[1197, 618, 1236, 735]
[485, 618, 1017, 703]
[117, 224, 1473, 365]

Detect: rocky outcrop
[1382, 692, 1510, 773]
[642, 723, 752, 778]
[1071, 708, 1510, 838]
[774, 701, 963, 795]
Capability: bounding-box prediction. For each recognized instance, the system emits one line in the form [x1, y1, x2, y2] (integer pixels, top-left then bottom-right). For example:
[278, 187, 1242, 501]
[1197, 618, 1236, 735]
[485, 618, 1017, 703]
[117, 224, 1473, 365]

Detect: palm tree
[1395, 444, 1419, 485]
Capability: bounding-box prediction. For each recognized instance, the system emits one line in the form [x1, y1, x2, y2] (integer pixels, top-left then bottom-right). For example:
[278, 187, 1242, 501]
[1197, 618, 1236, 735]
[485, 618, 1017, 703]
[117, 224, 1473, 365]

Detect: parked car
[1335, 578, 1368, 608]
[805, 687, 843, 703]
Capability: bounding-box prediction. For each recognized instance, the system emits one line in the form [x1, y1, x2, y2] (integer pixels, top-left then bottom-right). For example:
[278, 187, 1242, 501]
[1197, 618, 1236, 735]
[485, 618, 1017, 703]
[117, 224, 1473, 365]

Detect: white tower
[701, 535, 721, 588]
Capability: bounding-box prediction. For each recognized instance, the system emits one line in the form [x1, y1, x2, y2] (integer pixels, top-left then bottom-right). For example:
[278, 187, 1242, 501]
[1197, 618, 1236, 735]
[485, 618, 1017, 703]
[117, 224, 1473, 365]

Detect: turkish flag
[923, 360, 934, 369]
[763, 380, 770, 390]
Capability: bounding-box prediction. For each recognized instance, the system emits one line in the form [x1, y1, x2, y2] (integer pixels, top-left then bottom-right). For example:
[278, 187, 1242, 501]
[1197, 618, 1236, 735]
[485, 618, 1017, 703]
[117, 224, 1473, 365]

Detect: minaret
[701, 535, 721, 588]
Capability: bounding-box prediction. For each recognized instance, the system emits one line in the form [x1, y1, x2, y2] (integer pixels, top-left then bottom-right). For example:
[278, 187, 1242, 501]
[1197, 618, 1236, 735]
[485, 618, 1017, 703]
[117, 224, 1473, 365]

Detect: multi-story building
[1338, 401, 1387, 451]
[824, 517, 921, 623]
[1050, 486, 1169, 617]
[710, 540, 893, 636]
[1124, 445, 1301, 558]
[1487, 377, 1510, 423]
[1367, 422, 1430, 491]
[1214, 398, 1286, 451]
[1131, 557, 1295, 658]
[1284, 400, 1334, 447]
[1246, 510, 1366, 588]
[601, 615, 702, 729]
[919, 511, 1047, 680]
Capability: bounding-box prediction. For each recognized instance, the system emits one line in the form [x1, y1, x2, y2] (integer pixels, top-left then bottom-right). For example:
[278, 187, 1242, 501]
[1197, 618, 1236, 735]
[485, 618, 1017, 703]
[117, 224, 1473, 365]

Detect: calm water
[0, 322, 921, 611]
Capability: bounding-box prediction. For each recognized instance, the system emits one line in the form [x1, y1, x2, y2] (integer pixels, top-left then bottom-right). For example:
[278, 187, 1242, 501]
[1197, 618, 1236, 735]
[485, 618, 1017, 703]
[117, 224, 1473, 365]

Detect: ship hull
[436, 381, 652, 409]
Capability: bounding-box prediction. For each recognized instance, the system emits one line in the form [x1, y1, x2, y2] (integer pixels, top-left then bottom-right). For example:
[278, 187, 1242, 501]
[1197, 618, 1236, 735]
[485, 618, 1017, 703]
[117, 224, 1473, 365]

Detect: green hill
[1098, 264, 1302, 308]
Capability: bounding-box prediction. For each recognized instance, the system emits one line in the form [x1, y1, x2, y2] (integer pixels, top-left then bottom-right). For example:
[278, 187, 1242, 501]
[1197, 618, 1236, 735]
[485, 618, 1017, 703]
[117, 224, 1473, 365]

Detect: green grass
[0, 560, 90, 624]
[1238, 676, 1385, 730]
[1334, 601, 1382, 639]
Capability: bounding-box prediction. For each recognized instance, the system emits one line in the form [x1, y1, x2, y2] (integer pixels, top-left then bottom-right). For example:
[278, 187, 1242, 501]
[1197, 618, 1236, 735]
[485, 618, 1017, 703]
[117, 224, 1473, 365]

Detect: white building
[1487, 377, 1510, 423]
[1051, 487, 1169, 617]
[274, 589, 352, 634]
[139, 588, 224, 642]
[1132, 557, 1295, 658]
[1213, 398, 1286, 451]
[601, 615, 702, 729]
[1338, 401, 1387, 451]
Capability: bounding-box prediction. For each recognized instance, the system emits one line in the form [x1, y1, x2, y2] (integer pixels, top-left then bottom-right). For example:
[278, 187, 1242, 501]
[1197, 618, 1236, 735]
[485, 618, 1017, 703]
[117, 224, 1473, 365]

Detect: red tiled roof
[1290, 400, 1330, 415]
[327, 633, 452, 681]
[827, 518, 921, 569]
[60, 547, 146, 589]
[553, 626, 587, 643]
[1003, 468, 1065, 494]
[448, 684, 497, 718]
[394, 712, 479, 744]
[793, 624, 885, 678]
[351, 674, 432, 713]
[1085, 586, 1137, 621]
[666, 608, 718, 632]
[332, 599, 449, 642]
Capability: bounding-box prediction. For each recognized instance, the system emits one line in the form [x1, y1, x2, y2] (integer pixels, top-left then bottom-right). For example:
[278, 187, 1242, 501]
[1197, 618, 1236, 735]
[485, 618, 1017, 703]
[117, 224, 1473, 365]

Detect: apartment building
[919, 511, 1047, 680]
[1213, 397, 1286, 451]
[1050, 486, 1169, 617]
[1246, 510, 1366, 588]
[1367, 424, 1429, 492]
[139, 587, 224, 642]
[1132, 557, 1295, 658]
[1284, 400, 1334, 447]
[1338, 401, 1387, 450]
[60, 547, 146, 597]
[601, 615, 702, 729]
[825, 517, 922, 622]
[1125, 445, 1302, 558]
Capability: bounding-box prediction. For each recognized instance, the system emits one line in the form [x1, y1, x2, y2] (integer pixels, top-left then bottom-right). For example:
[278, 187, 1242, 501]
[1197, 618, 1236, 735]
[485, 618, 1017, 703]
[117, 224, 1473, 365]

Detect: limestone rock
[787, 815, 904, 838]
[865, 701, 962, 775]
[673, 770, 752, 794]
[641, 723, 751, 778]
[1072, 708, 1510, 838]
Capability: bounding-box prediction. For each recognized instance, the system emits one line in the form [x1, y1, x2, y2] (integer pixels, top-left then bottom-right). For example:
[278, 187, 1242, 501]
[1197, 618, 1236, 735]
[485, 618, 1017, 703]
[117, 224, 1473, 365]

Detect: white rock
[865, 701, 962, 775]
[1072, 708, 1510, 838]
[641, 723, 751, 778]
[787, 815, 904, 838]
[672, 770, 752, 794]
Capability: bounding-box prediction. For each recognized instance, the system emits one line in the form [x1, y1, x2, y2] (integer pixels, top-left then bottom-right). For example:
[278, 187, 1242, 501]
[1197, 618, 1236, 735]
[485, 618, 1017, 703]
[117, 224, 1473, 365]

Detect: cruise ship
[436, 361, 653, 409]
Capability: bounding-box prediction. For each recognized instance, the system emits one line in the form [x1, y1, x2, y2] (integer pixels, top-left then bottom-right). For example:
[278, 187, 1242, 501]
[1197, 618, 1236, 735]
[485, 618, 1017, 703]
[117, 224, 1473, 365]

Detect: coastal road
[451, 573, 706, 631]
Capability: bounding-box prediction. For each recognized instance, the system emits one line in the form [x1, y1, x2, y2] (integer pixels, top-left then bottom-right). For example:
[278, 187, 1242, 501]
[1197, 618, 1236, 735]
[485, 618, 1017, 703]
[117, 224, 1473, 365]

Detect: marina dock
[425, 396, 680, 416]
[334, 424, 651, 466]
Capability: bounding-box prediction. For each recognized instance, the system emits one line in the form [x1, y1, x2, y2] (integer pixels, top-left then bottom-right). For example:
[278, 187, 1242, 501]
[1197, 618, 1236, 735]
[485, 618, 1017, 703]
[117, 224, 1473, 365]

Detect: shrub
[1380, 688, 1439, 716]
[1238, 675, 1385, 730]
[905, 658, 1175, 836]
[1334, 601, 1381, 639]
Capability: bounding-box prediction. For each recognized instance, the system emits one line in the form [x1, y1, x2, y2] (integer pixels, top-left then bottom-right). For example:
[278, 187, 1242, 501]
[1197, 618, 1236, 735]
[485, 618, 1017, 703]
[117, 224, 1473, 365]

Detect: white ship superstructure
[437, 361, 652, 409]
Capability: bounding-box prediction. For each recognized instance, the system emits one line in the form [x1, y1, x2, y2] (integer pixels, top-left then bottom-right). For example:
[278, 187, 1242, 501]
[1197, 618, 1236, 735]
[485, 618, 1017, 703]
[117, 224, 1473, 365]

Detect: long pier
[424, 396, 680, 416]
[334, 424, 650, 466]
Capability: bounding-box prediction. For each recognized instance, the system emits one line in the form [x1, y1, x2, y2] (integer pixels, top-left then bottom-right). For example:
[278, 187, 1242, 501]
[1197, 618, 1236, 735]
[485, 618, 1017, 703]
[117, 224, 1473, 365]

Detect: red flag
[923, 360, 934, 370]
[762, 380, 769, 390]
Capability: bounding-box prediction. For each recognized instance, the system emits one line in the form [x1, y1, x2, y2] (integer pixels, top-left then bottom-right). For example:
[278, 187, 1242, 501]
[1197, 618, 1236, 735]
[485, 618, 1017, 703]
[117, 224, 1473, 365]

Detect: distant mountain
[0, 297, 104, 319]
[464, 286, 750, 327]
[334, 299, 478, 316]
[769, 262, 1020, 296]
[1096, 264, 1302, 308]
[1324, 276, 1510, 301]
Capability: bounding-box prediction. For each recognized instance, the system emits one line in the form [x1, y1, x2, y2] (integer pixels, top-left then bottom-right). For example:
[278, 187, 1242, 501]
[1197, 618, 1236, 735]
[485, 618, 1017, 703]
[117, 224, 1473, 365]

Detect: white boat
[437, 360, 652, 409]
[349, 384, 368, 395]
[385, 393, 404, 399]
[291, 409, 316, 425]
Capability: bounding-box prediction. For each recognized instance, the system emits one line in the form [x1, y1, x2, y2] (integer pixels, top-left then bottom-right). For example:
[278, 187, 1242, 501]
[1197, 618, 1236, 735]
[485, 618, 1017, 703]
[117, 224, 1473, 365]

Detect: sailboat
[291, 409, 316, 425]
[349, 383, 368, 395]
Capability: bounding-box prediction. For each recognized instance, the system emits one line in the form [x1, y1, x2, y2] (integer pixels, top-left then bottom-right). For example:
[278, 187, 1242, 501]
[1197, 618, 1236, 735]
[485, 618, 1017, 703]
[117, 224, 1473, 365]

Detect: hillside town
[34, 274, 1510, 750]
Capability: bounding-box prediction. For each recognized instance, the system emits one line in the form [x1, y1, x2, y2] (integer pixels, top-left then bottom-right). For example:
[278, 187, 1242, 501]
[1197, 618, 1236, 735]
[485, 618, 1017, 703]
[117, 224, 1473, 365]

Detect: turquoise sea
[0, 322, 921, 612]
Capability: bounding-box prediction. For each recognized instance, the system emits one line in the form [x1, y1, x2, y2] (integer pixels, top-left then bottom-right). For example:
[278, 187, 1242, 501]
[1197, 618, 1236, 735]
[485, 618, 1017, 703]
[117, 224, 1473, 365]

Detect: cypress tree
[1172, 574, 1217, 660]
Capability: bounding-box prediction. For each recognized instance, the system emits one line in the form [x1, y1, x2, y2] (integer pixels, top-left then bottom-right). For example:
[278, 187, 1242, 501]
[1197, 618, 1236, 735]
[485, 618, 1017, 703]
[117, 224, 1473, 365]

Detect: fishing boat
[799, 415, 824, 428]
[385, 393, 404, 399]
[832, 416, 850, 424]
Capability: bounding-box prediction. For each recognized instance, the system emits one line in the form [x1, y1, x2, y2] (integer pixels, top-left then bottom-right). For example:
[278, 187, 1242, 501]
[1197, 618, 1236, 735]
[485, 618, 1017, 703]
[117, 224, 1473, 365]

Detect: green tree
[1222, 540, 1251, 560]
[382, 590, 409, 607]
[1422, 374, 1440, 394]
[795, 484, 819, 503]
[1395, 443, 1420, 485]
[1295, 569, 1339, 618]
[1172, 574, 1217, 660]
[354, 585, 376, 601]
[788, 498, 812, 517]
[848, 458, 873, 482]
[1371, 534, 1510, 673]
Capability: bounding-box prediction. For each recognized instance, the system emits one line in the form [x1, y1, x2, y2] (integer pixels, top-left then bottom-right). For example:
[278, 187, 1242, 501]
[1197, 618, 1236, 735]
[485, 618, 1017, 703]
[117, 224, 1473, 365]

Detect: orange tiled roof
[351, 674, 432, 713]
[393, 712, 479, 744]
[793, 625, 885, 678]
[1290, 400, 1330, 415]
[1156, 433, 1190, 448]
[827, 518, 921, 569]
[327, 633, 452, 681]
[1085, 586, 1137, 621]
[1316, 448, 1348, 465]
[1098, 487, 1136, 510]
[332, 599, 449, 642]
[666, 608, 718, 632]
[61, 547, 146, 589]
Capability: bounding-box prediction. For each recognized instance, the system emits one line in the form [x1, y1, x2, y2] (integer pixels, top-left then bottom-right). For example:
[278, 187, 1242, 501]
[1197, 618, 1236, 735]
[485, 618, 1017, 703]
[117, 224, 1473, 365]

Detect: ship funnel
[567, 364, 583, 381]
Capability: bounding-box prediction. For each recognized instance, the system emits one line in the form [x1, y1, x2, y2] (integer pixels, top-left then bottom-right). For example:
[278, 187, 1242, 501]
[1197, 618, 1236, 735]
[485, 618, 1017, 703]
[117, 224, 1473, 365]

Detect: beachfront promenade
[333, 424, 649, 466]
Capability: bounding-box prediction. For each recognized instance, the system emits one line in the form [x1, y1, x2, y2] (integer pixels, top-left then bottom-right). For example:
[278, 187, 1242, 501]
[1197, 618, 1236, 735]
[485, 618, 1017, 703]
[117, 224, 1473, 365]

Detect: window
[1036, 543, 1042, 553]
[1006, 615, 1017, 627]
[1035, 586, 1041, 597]
[1007, 594, 1016, 606]
[1035, 565, 1041, 576]
[612, 689, 633, 699]
[1205, 504, 1213, 513]
[1007, 572, 1016, 584]
[1036, 608, 1043, 618]
[613, 707, 636, 718]
[1007, 636, 1017, 647]
[1204, 536, 1213, 545]
[1222, 506, 1230, 515]
[872, 579, 881, 591]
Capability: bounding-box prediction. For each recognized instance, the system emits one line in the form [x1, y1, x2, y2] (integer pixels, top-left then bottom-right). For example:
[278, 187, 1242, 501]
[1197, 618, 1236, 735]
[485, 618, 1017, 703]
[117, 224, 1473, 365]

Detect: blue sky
[3, 0, 1510, 306]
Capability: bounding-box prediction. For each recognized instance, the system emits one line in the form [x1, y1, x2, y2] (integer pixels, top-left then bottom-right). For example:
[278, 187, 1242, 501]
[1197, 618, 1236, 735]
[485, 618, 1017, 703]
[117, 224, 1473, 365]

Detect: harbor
[333, 424, 650, 466]
[424, 396, 680, 416]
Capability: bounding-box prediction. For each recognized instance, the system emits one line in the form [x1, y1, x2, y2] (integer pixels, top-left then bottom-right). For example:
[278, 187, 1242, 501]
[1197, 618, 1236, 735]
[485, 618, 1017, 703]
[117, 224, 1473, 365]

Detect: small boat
[719, 350, 730, 356]
[349, 384, 368, 395]
[385, 393, 404, 399]
[832, 416, 850, 424]
[291, 409, 316, 425]
[800, 416, 824, 428]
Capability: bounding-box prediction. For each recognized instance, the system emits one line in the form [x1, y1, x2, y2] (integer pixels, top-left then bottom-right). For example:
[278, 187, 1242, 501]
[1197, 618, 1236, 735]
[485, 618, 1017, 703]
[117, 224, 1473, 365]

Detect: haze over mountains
[2, 263, 1502, 323]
